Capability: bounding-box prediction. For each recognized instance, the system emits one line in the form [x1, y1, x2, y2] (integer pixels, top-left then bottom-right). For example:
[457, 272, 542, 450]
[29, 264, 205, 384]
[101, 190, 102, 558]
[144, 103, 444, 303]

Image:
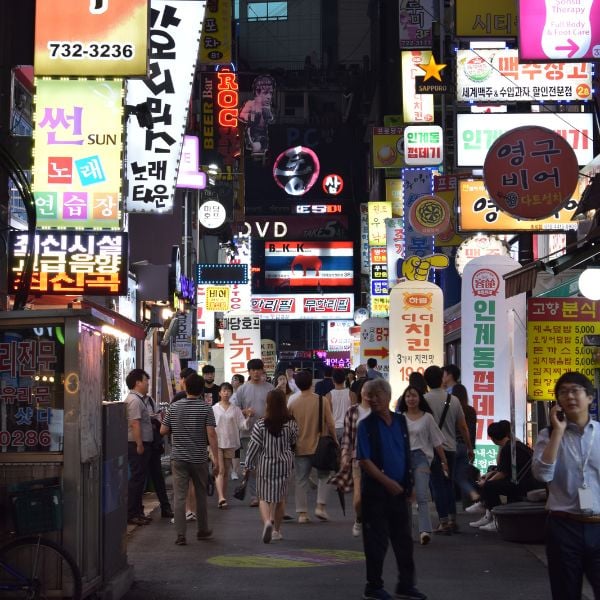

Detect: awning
[80, 299, 145, 340]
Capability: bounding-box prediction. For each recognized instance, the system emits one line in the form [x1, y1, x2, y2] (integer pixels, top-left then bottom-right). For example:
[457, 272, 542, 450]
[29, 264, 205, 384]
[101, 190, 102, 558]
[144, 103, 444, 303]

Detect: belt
[549, 511, 600, 524]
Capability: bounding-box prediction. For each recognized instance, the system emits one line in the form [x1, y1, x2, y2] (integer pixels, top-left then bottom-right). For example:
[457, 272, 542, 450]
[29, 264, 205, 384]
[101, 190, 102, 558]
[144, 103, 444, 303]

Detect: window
[247, 1, 287, 21]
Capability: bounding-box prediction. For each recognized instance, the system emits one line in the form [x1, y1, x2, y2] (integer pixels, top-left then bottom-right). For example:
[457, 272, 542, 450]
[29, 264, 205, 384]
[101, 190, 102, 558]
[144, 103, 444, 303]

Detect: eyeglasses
[557, 385, 587, 398]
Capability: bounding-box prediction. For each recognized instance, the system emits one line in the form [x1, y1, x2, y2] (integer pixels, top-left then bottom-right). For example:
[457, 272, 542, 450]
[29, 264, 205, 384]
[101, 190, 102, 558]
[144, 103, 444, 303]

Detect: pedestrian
[357, 378, 427, 600]
[285, 365, 300, 394]
[533, 371, 600, 599]
[315, 365, 335, 396]
[231, 373, 245, 395]
[275, 372, 294, 402]
[350, 364, 369, 404]
[326, 368, 352, 442]
[201, 364, 220, 406]
[232, 358, 274, 507]
[442, 364, 460, 394]
[125, 368, 154, 526]
[288, 369, 338, 523]
[212, 382, 248, 508]
[160, 373, 219, 546]
[230, 373, 246, 480]
[424, 365, 474, 534]
[366, 358, 383, 379]
[244, 388, 298, 543]
[172, 367, 197, 403]
[395, 372, 428, 413]
[397, 385, 447, 546]
[345, 369, 356, 390]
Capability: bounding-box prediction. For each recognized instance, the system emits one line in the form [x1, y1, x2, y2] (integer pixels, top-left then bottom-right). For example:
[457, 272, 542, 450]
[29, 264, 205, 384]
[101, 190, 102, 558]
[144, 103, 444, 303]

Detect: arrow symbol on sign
[365, 347, 389, 359]
[555, 39, 579, 58]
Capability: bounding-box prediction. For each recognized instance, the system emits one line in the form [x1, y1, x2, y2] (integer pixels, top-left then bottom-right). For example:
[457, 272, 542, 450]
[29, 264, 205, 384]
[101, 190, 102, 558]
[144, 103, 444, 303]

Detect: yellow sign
[385, 179, 404, 216]
[199, 1, 232, 65]
[371, 296, 390, 318]
[455, 0, 518, 37]
[33, 78, 123, 230]
[418, 56, 447, 82]
[206, 286, 230, 311]
[34, 0, 148, 76]
[368, 202, 392, 246]
[372, 128, 405, 169]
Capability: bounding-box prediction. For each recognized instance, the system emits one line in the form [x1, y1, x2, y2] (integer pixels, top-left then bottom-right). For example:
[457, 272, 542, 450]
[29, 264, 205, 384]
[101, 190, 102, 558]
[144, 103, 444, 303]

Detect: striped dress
[245, 418, 298, 503]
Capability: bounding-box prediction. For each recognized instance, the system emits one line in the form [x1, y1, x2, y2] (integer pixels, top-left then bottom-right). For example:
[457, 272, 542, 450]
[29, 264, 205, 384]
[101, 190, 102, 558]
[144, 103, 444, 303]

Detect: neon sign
[217, 69, 238, 127]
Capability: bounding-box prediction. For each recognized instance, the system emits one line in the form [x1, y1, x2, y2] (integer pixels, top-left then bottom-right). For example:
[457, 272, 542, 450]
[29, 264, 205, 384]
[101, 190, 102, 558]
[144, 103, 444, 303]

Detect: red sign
[483, 126, 579, 220]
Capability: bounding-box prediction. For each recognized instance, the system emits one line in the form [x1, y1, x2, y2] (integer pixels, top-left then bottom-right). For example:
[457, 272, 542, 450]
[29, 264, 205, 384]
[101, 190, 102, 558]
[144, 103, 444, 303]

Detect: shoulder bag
[311, 395, 339, 472]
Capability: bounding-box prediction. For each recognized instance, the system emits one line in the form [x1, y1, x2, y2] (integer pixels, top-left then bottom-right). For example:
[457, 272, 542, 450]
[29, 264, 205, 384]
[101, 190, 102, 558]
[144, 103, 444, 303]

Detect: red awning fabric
[81, 300, 145, 340]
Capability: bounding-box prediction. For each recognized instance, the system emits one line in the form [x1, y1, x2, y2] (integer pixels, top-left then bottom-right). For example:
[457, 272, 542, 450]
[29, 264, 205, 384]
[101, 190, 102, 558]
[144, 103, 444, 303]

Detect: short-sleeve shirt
[405, 412, 445, 463]
[232, 381, 273, 438]
[202, 384, 220, 407]
[424, 388, 465, 452]
[126, 391, 153, 443]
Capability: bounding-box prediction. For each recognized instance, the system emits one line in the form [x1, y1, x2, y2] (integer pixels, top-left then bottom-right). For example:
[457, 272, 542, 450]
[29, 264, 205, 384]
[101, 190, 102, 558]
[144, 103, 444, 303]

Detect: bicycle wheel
[0, 536, 82, 599]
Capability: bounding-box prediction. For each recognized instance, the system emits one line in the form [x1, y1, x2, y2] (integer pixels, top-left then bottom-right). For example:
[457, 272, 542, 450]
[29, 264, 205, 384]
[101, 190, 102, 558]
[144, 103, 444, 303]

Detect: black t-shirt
[497, 440, 537, 492]
[202, 384, 220, 406]
[314, 378, 335, 396]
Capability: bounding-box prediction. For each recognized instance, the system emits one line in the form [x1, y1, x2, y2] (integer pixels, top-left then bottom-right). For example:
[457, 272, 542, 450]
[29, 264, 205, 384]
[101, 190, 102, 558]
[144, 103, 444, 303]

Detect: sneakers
[395, 586, 427, 599]
[469, 511, 492, 528]
[465, 500, 485, 514]
[315, 506, 330, 521]
[230, 471, 239, 480]
[262, 522, 273, 544]
[186, 511, 197, 521]
[174, 535, 186, 546]
[298, 512, 310, 524]
[352, 521, 362, 537]
[479, 520, 497, 532]
[363, 589, 393, 600]
[271, 530, 283, 541]
[196, 529, 213, 540]
[420, 532, 431, 545]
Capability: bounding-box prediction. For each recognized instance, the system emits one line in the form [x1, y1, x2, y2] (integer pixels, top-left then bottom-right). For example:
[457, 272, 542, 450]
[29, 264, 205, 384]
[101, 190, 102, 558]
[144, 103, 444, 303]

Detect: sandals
[218, 499, 228, 509]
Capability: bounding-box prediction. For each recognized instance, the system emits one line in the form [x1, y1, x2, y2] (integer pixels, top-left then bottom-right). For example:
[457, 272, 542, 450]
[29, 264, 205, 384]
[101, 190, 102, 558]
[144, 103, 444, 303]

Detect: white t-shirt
[212, 402, 248, 449]
[404, 412, 446, 463]
[329, 388, 351, 429]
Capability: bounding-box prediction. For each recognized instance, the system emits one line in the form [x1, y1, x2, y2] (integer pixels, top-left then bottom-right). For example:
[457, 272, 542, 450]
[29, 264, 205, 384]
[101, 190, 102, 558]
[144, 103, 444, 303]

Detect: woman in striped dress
[245, 389, 298, 543]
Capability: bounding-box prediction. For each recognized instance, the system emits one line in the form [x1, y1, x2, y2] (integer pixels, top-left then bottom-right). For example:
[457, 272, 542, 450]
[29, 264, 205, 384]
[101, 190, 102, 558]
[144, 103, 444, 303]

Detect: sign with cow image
[263, 241, 354, 291]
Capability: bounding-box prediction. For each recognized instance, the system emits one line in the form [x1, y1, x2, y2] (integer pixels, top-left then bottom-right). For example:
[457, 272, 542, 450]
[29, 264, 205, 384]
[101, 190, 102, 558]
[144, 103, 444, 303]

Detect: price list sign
[527, 297, 600, 401]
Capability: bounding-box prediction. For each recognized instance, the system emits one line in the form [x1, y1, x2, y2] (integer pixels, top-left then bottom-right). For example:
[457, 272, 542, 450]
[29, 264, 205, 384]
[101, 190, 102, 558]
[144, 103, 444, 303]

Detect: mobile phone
[556, 408, 565, 422]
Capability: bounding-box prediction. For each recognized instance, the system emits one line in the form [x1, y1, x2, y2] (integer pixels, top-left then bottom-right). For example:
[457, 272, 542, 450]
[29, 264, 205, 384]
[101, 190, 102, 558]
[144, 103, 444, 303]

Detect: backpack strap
[439, 394, 451, 429]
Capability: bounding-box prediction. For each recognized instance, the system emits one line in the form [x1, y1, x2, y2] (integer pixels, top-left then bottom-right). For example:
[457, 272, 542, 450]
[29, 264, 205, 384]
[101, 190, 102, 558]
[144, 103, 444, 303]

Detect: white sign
[251, 294, 354, 320]
[227, 233, 252, 312]
[461, 256, 527, 453]
[456, 49, 593, 103]
[455, 235, 510, 277]
[223, 312, 261, 382]
[360, 318, 390, 379]
[173, 312, 193, 359]
[199, 200, 227, 229]
[389, 280, 443, 401]
[457, 113, 594, 167]
[125, 0, 205, 214]
[327, 320, 354, 352]
[401, 51, 435, 123]
[386, 218, 405, 289]
[261, 339, 277, 376]
[404, 125, 443, 166]
[196, 284, 215, 341]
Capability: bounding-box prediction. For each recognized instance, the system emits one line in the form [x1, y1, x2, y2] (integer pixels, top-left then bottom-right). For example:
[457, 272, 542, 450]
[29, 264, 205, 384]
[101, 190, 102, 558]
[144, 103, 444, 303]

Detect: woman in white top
[397, 384, 448, 545]
[213, 382, 248, 508]
[326, 368, 352, 442]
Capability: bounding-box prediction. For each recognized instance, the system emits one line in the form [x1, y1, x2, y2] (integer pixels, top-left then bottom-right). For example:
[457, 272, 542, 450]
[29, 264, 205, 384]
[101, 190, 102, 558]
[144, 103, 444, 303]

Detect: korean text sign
[8, 231, 128, 296]
[360, 318, 390, 378]
[125, 0, 205, 214]
[0, 327, 64, 453]
[34, 0, 149, 76]
[199, 0, 233, 65]
[527, 298, 600, 401]
[223, 313, 261, 382]
[455, 0, 517, 37]
[33, 78, 123, 230]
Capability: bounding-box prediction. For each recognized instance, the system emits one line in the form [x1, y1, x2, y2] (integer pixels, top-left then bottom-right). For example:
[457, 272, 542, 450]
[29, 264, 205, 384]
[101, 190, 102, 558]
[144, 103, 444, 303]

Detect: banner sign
[456, 49, 592, 102]
[462, 255, 527, 470]
[9, 231, 127, 296]
[227, 233, 253, 312]
[389, 280, 444, 401]
[125, 0, 205, 214]
[402, 168, 435, 259]
[360, 203, 370, 275]
[456, 113, 593, 167]
[33, 78, 122, 230]
[519, 0, 600, 62]
[327, 320, 354, 352]
[399, 0, 434, 49]
[527, 298, 600, 400]
[196, 284, 215, 341]
[386, 217, 405, 289]
[360, 318, 390, 378]
[34, 0, 149, 76]
[172, 312, 193, 360]
[199, 0, 233, 65]
[251, 294, 354, 320]
[401, 51, 435, 123]
[458, 179, 579, 232]
[223, 313, 261, 381]
[455, 0, 518, 37]
[368, 202, 393, 246]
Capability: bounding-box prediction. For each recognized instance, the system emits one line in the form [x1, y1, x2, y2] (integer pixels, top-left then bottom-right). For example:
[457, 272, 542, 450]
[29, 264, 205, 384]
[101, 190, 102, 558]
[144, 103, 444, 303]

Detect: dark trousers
[362, 492, 415, 593]
[128, 442, 151, 518]
[430, 450, 456, 520]
[546, 515, 600, 600]
[147, 447, 171, 510]
[480, 477, 523, 510]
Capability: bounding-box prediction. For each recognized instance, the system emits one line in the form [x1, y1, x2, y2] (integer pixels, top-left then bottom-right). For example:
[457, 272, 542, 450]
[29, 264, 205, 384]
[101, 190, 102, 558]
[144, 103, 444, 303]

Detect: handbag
[311, 395, 339, 472]
[233, 471, 249, 501]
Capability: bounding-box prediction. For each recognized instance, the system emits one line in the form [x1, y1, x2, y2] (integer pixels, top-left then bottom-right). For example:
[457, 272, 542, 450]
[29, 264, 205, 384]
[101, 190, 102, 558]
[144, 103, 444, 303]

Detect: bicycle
[0, 477, 82, 599]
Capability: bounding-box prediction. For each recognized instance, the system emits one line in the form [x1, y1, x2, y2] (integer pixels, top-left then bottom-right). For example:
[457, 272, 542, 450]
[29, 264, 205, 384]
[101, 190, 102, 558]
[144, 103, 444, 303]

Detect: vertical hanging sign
[223, 313, 261, 383]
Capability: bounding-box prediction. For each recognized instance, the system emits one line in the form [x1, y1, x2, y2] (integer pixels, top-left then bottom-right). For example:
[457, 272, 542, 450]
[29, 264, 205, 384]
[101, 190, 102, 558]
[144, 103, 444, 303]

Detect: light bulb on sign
[578, 267, 600, 301]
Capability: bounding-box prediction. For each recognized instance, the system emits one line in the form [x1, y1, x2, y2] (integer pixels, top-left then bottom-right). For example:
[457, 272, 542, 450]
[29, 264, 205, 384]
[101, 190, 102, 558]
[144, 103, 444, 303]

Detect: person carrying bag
[312, 395, 340, 472]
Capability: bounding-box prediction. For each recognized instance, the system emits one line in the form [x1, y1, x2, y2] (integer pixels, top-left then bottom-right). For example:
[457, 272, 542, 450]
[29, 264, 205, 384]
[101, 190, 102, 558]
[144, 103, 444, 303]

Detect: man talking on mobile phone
[533, 371, 600, 599]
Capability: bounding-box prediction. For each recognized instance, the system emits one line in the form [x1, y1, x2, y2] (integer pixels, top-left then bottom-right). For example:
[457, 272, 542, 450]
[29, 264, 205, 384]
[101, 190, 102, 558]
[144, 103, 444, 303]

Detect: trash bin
[492, 501, 547, 543]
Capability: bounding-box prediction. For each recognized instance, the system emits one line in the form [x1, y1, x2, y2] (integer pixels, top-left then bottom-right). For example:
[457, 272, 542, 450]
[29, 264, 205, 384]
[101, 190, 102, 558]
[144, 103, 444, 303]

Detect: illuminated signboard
[372, 127, 405, 169]
[456, 113, 593, 167]
[399, 0, 434, 48]
[368, 202, 393, 246]
[34, 0, 149, 76]
[197, 264, 248, 285]
[9, 231, 128, 296]
[456, 50, 593, 102]
[455, 0, 518, 37]
[33, 78, 123, 230]
[264, 241, 354, 289]
[176, 136, 207, 189]
[125, 0, 205, 214]
[252, 294, 354, 320]
[239, 74, 274, 156]
[401, 51, 434, 123]
[404, 125, 443, 166]
[199, 0, 233, 65]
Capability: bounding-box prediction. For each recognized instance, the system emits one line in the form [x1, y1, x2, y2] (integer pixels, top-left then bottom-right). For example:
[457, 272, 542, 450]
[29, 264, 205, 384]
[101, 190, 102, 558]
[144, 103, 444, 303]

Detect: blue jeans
[294, 455, 331, 513]
[454, 442, 476, 500]
[430, 450, 456, 521]
[411, 449, 432, 534]
[546, 514, 600, 599]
